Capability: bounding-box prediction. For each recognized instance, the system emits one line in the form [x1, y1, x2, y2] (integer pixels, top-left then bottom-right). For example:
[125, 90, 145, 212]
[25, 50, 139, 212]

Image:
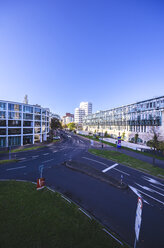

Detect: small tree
[134, 133, 138, 144]
[104, 131, 108, 137]
[67, 122, 76, 131]
[122, 132, 125, 140]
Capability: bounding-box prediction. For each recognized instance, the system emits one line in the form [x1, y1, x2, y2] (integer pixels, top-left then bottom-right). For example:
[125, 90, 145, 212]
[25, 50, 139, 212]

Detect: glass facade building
[0, 100, 50, 148]
[83, 96, 164, 144]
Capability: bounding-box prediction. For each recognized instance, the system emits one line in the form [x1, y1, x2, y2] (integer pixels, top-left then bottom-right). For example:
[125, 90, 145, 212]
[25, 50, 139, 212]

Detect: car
[53, 136, 60, 140]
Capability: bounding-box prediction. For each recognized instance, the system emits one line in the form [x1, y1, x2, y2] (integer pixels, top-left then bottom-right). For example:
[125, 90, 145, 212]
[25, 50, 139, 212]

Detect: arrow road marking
[102, 163, 118, 173]
[142, 176, 164, 186]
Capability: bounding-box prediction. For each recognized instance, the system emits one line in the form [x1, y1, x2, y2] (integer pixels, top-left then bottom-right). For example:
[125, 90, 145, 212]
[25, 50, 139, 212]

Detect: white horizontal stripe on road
[82, 157, 108, 166]
[113, 168, 130, 176]
[102, 163, 118, 173]
[6, 166, 26, 171]
[18, 158, 26, 160]
[32, 155, 39, 158]
[43, 153, 49, 156]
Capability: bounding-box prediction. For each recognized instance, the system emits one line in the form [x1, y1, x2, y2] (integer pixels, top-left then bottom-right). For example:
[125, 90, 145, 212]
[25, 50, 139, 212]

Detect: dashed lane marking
[43, 153, 49, 156]
[6, 166, 26, 171]
[102, 163, 118, 173]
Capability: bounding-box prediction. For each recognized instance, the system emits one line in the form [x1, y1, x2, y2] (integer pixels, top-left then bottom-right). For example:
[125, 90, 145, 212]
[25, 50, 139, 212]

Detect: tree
[134, 133, 138, 144]
[50, 118, 62, 130]
[67, 122, 76, 131]
[121, 132, 125, 140]
[147, 127, 160, 166]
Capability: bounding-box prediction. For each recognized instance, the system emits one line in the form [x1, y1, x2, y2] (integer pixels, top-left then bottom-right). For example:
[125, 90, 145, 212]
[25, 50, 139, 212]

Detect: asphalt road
[0, 131, 164, 248]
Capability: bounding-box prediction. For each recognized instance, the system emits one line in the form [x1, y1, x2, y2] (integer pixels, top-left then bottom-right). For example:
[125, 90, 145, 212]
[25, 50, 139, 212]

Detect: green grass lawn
[0, 159, 18, 164]
[89, 149, 164, 178]
[0, 181, 128, 248]
[11, 145, 46, 153]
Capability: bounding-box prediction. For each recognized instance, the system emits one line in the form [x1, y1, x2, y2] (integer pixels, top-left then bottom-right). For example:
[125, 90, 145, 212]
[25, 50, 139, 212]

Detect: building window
[23, 135, 33, 145]
[0, 103, 6, 111]
[35, 108, 41, 114]
[35, 115, 41, 120]
[0, 137, 6, 147]
[8, 104, 21, 111]
[0, 129, 6, 135]
[8, 136, 21, 146]
[8, 112, 21, 119]
[23, 121, 33, 127]
[0, 120, 6, 126]
[35, 121, 41, 127]
[23, 113, 33, 120]
[0, 112, 6, 119]
[23, 128, 33, 134]
[8, 128, 21, 135]
[23, 106, 33, 113]
[8, 120, 21, 127]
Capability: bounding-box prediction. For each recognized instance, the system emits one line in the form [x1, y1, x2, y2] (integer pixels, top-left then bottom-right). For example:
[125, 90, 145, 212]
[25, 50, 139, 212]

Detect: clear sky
[0, 0, 164, 116]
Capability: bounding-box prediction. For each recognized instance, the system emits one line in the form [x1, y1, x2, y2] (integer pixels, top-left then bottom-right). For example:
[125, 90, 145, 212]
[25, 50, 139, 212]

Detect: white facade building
[75, 102, 92, 124]
[80, 102, 92, 115]
[74, 108, 85, 124]
[0, 100, 50, 148]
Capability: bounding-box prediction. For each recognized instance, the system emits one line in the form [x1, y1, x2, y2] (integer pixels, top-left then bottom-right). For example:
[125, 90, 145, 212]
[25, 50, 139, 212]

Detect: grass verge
[89, 149, 164, 178]
[0, 159, 18, 164]
[78, 134, 164, 161]
[0, 181, 128, 248]
[11, 145, 46, 153]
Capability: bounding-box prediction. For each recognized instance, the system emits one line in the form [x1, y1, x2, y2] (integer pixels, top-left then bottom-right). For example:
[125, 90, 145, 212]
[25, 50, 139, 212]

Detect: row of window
[0, 128, 48, 135]
[0, 120, 49, 127]
[0, 112, 49, 120]
[0, 103, 49, 115]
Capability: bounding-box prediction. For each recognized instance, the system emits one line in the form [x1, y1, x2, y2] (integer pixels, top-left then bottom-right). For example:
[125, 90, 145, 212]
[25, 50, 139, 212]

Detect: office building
[0, 100, 50, 148]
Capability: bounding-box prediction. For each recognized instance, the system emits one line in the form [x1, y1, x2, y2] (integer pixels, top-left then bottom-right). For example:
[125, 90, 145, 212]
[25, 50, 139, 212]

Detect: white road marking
[53, 151, 57, 153]
[113, 168, 130, 176]
[129, 185, 149, 205]
[80, 140, 84, 143]
[18, 158, 26, 160]
[78, 208, 92, 219]
[61, 195, 71, 204]
[136, 183, 164, 197]
[82, 157, 108, 166]
[150, 184, 164, 192]
[102, 163, 118, 173]
[43, 159, 54, 163]
[137, 188, 164, 205]
[102, 228, 123, 245]
[32, 155, 39, 158]
[43, 153, 49, 156]
[142, 176, 164, 186]
[6, 166, 26, 171]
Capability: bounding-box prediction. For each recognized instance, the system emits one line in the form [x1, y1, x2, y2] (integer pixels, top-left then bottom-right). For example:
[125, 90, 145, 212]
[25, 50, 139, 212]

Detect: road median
[64, 160, 127, 189]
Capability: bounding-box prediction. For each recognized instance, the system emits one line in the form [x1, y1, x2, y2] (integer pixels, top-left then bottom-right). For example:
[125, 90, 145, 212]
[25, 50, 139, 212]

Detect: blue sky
[0, 0, 164, 116]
